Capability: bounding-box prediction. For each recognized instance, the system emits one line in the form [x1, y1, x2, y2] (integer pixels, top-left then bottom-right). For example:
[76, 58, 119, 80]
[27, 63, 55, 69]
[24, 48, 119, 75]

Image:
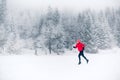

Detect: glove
[73, 46, 76, 48]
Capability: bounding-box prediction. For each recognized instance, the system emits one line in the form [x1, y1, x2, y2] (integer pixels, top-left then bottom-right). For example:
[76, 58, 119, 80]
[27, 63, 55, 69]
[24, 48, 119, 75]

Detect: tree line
[0, 1, 120, 55]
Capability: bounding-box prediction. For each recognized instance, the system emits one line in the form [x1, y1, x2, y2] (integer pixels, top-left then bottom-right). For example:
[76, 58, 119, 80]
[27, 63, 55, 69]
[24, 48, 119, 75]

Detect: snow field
[0, 48, 120, 80]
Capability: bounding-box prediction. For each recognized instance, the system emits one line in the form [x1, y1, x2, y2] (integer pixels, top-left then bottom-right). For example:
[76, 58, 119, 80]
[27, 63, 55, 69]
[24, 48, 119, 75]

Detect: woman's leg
[81, 50, 89, 63]
[78, 52, 81, 64]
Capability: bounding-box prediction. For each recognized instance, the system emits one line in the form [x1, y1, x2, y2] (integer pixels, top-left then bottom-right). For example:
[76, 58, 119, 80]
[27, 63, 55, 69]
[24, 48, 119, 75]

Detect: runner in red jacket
[73, 40, 89, 64]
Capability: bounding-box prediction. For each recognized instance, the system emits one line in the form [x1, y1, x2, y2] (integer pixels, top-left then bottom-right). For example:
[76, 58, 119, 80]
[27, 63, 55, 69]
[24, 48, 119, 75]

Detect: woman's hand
[73, 46, 76, 48]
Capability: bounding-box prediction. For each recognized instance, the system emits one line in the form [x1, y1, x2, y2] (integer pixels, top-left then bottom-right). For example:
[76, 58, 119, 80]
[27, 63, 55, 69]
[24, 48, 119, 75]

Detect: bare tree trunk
[48, 39, 52, 54]
[35, 48, 37, 55]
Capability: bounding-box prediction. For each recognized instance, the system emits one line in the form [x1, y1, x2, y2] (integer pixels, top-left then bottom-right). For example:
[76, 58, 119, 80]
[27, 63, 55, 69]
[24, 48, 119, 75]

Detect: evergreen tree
[0, 0, 6, 24]
[41, 7, 64, 54]
[115, 8, 120, 47]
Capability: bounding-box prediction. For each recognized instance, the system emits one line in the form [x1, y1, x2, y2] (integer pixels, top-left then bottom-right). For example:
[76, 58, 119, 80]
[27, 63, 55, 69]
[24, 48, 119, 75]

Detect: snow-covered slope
[0, 48, 120, 80]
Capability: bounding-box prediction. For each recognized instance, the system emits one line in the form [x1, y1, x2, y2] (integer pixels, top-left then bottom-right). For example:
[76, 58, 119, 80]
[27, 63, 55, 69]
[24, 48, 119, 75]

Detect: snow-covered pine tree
[0, 0, 7, 53]
[61, 14, 78, 50]
[85, 11, 98, 53]
[94, 11, 112, 49]
[115, 8, 120, 47]
[78, 10, 97, 53]
[105, 8, 117, 47]
[0, 0, 6, 24]
[41, 7, 64, 54]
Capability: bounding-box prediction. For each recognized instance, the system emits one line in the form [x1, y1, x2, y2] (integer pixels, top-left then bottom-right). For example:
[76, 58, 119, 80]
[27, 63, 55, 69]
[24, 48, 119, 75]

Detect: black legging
[78, 50, 88, 63]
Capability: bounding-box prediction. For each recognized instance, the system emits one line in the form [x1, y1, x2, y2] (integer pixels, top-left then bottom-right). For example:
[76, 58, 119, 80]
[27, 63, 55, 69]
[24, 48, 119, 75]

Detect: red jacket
[75, 42, 85, 51]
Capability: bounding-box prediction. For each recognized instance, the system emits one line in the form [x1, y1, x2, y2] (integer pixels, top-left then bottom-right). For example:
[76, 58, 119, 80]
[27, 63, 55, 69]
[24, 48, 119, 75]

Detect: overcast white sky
[7, 0, 120, 11]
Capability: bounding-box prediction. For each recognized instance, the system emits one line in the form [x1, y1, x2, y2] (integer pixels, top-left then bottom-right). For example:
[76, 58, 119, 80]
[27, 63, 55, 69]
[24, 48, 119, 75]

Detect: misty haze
[0, 0, 120, 80]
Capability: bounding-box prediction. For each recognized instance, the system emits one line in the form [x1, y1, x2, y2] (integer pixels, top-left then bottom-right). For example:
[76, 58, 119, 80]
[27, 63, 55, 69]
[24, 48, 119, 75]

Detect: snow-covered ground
[0, 47, 120, 80]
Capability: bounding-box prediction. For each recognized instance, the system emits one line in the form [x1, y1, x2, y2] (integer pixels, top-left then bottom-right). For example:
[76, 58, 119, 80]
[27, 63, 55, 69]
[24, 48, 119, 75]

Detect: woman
[73, 40, 89, 64]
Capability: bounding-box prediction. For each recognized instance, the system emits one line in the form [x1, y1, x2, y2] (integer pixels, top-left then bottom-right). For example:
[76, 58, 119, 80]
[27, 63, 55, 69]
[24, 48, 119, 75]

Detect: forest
[0, 0, 120, 55]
